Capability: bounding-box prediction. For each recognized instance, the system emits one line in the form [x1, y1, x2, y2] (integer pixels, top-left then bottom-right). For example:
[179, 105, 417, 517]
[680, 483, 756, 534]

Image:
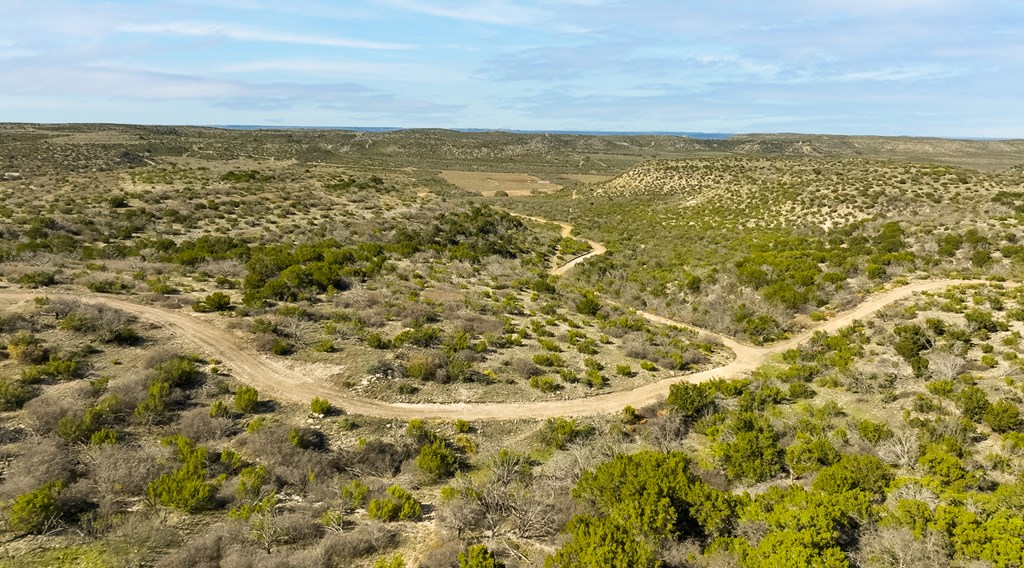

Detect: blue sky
[1, 0, 1022, 136]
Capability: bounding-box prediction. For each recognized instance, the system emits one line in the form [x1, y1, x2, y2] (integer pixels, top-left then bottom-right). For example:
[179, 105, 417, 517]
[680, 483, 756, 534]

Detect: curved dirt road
[509, 213, 608, 276]
[0, 215, 1001, 420]
[0, 276, 997, 420]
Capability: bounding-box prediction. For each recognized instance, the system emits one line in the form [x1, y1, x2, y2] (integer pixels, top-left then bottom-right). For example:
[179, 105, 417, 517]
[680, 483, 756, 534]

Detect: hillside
[4, 126, 1024, 567]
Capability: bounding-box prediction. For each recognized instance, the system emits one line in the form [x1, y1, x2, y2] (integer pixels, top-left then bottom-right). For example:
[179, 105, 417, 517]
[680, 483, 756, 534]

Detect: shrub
[984, 400, 1022, 433]
[289, 427, 327, 450]
[0, 379, 36, 410]
[341, 479, 370, 511]
[375, 555, 406, 568]
[153, 356, 202, 387]
[538, 417, 593, 450]
[454, 419, 471, 434]
[812, 454, 893, 497]
[583, 369, 606, 389]
[529, 375, 561, 393]
[134, 380, 171, 421]
[192, 292, 232, 313]
[667, 382, 714, 421]
[856, 419, 894, 445]
[147, 437, 217, 513]
[785, 437, 840, 477]
[956, 385, 991, 421]
[7, 480, 66, 534]
[209, 400, 230, 418]
[459, 544, 504, 568]
[7, 332, 47, 364]
[270, 338, 291, 355]
[235, 385, 259, 413]
[367, 486, 421, 521]
[18, 271, 57, 288]
[417, 439, 461, 479]
[310, 397, 332, 415]
[575, 291, 601, 316]
[313, 339, 335, 352]
[615, 364, 634, 377]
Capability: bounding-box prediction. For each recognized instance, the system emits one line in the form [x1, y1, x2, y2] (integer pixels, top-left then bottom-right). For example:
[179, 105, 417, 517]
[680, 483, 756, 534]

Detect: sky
[1, 0, 1022, 137]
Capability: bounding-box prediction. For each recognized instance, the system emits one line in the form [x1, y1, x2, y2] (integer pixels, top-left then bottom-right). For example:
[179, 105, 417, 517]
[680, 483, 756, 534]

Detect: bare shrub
[319, 521, 396, 560]
[339, 439, 415, 477]
[22, 392, 85, 435]
[877, 429, 920, 468]
[174, 408, 234, 442]
[0, 436, 77, 499]
[855, 525, 949, 568]
[927, 349, 967, 380]
[237, 425, 340, 485]
[153, 521, 247, 568]
[622, 336, 657, 361]
[511, 358, 542, 380]
[274, 511, 323, 546]
[85, 444, 167, 513]
[418, 536, 463, 568]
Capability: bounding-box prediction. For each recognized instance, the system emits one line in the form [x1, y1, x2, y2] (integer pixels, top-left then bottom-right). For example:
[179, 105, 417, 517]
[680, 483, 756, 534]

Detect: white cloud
[220, 59, 465, 81]
[382, 0, 543, 25]
[118, 21, 412, 50]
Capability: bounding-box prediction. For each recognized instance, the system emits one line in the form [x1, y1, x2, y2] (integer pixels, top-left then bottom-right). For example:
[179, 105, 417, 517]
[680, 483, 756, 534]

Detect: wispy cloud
[382, 0, 543, 26]
[118, 21, 412, 50]
[220, 59, 465, 81]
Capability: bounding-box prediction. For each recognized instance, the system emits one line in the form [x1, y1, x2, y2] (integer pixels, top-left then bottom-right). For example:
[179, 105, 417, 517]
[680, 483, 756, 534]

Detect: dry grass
[441, 170, 562, 196]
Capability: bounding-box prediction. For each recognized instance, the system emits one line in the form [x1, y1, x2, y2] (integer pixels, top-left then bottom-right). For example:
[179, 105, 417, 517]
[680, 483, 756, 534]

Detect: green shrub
[615, 364, 634, 377]
[313, 339, 335, 353]
[984, 400, 1022, 433]
[538, 418, 593, 450]
[529, 375, 561, 393]
[192, 292, 233, 313]
[785, 437, 840, 477]
[310, 397, 332, 415]
[459, 544, 504, 568]
[374, 554, 406, 568]
[341, 479, 370, 511]
[957, 385, 991, 421]
[575, 291, 601, 317]
[417, 439, 461, 479]
[89, 428, 118, 445]
[667, 382, 714, 420]
[856, 419, 894, 445]
[209, 400, 230, 418]
[270, 338, 291, 355]
[147, 437, 218, 513]
[153, 356, 202, 387]
[812, 454, 892, 496]
[7, 481, 65, 534]
[583, 369, 605, 389]
[0, 379, 36, 410]
[454, 419, 471, 434]
[367, 486, 421, 521]
[18, 271, 57, 288]
[235, 385, 259, 413]
[134, 380, 171, 420]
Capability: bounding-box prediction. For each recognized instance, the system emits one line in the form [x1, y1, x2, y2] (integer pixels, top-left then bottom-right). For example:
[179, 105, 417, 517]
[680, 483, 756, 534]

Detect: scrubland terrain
[2, 124, 1024, 568]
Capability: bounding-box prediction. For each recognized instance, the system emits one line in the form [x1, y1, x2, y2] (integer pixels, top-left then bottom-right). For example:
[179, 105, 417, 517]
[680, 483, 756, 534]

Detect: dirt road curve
[507, 213, 608, 276]
[0, 211, 1001, 420]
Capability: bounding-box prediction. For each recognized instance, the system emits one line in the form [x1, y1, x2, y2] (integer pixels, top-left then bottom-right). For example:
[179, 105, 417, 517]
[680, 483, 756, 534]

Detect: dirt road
[0, 211, 1001, 420]
[507, 212, 607, 276]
